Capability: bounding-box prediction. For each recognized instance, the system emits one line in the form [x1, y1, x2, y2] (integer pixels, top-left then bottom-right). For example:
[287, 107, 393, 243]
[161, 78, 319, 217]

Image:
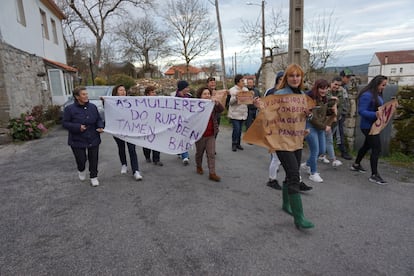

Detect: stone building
[0, 0, 76, 127]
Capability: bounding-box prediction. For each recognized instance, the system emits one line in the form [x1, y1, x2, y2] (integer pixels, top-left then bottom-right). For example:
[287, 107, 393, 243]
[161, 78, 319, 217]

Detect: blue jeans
[325, 129, 335, 160]
[231, 119, 245, 145]
[305, 124, 326, 174]
[181, 151, 189, 159]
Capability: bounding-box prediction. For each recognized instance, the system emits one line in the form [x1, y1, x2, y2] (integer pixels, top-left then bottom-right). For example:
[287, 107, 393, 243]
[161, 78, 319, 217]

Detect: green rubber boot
[282, 183, 293, 216]
[289, 193, 314, 229]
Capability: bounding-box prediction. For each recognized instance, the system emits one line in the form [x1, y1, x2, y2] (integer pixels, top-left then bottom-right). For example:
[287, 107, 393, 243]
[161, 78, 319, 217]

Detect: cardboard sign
[243, 94, 315, 151]
[212, 89, 228, 107]
[103, 96, 215, 154]
[369, 99, 398, 135]
[237, 91, 254, 105]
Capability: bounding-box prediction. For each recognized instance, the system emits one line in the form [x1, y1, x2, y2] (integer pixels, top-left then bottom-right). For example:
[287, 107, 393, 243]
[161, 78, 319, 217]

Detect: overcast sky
[187, 0, 414, 73]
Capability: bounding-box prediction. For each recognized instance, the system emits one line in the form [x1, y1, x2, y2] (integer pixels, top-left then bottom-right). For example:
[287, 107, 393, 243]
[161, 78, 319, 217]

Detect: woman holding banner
[111, 85, 143, 181]
[194, 87, 224, 182]
[258, 64, 314, 229]
[351, 75, 388, 185]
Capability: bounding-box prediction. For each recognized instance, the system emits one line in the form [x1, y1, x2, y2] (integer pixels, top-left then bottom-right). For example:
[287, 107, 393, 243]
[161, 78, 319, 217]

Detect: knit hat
[177, 80, 189, 91]
[275, 71, 284, 85]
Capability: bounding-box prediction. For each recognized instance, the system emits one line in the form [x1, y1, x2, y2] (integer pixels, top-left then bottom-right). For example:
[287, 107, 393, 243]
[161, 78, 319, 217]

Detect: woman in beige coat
[227, 74, 248, 151]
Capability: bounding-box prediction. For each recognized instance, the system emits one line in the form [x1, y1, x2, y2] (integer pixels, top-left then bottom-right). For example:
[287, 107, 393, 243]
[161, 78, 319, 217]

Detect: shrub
[95, 77, 107, 85]
[108, 74, 136, 90]
[8, 113, 48, 141]
[44, 105, 61, 123]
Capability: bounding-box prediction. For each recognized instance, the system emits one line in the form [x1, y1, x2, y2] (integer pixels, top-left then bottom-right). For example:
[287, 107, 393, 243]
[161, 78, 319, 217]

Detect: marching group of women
[62, 63, 389, 229]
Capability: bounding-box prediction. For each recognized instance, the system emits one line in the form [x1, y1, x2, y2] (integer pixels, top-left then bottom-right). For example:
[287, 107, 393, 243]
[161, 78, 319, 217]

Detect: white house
[0, 0, 76, 126]
[368, 50, 414, 86]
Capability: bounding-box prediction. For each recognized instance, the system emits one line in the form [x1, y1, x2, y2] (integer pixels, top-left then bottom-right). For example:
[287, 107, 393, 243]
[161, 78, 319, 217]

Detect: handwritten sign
[237, 91, 254, 105]
[369, 99, 398, 135]
[103, 96, 215, 154]
[212, 89, 228, 108]
[243, 94, 315, 151]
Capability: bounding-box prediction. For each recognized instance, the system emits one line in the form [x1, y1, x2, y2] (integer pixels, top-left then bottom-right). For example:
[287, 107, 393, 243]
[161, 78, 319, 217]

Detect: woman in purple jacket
[63, 87, 104, 187]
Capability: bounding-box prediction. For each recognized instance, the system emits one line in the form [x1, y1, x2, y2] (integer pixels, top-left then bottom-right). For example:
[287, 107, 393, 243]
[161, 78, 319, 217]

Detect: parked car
[60, 86, 114, 121]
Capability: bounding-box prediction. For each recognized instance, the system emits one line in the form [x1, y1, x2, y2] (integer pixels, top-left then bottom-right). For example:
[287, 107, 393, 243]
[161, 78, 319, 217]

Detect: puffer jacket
[63, 101, 104, 148]
[227, 85, 248, 120]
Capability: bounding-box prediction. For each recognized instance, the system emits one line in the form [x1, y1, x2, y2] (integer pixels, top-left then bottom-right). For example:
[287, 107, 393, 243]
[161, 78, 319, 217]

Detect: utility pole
[288, 0, 304, 66]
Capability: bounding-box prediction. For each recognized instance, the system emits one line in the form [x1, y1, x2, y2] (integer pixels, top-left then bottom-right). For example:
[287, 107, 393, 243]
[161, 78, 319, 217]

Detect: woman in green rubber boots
[256, 63, 314, 229]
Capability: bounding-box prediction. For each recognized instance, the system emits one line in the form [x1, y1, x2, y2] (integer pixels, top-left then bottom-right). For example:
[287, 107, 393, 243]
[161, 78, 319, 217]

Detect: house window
[390, 68, 396, 74]
[400, 68, 403, 73]
[40, 9, 49, 40]
[15, 0, 26, 26]
[51, 19, 58, 44]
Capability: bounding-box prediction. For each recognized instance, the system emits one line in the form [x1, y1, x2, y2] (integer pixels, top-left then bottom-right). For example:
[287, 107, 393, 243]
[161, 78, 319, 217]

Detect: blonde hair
[277, 63, 305, 91]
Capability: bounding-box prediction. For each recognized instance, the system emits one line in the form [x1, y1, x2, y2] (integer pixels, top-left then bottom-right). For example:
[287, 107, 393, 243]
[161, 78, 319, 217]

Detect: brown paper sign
[243, 94, 315, 151]
[211, 89, 228, 107]
[369, 99, 398, 135]
[237, 91, 254, 105]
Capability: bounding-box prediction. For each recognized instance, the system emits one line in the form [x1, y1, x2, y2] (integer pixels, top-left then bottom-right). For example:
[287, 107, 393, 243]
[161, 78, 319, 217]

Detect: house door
[48, 69, 68, 105]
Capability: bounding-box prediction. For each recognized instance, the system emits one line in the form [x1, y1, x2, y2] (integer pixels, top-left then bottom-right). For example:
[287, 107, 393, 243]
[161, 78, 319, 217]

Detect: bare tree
[305, 10, 344, 71]
[240, 8, 288, 52]
[239, 7, 288, 85]
[116, 15, 169, 77]
[58, 0, 152, 74]
[163, 0, 216, 79]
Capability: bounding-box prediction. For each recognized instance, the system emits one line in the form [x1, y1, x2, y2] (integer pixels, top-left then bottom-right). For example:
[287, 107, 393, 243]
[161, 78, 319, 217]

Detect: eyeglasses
[207, 77, 215, 82]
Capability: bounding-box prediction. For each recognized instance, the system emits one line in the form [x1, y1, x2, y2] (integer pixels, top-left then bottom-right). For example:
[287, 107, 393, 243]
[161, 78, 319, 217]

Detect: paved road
[0, 125, 413, 275]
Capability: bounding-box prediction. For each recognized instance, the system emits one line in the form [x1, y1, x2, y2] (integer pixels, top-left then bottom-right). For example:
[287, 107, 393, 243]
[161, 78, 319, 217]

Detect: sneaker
[369, 174, 387, 185]
[266, 179, 282, 190]
[121, 165, 128, 174]
[134, 171, 143, 181]
[309, 173, 323, 183]
[318, 155, 330, 164]
[301, 162, 311, 175]
[78, 170, 86, 181]
[90, 177, 99, 187]
[332, 159, 343, 167]
[183, 158, 189, 166]
[350, 164, 366, 173]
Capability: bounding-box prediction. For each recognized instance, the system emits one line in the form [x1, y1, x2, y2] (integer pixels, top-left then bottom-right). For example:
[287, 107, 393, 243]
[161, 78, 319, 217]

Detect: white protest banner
[103, 96, 215, 154]
[369, 99, 398, 135]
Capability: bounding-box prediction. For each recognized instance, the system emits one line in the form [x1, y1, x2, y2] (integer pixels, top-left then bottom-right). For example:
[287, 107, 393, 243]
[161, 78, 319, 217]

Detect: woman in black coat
[63, 86, 104, 187]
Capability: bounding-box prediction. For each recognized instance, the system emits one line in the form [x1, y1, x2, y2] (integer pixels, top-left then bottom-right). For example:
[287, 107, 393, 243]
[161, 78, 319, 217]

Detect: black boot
[232, 144, 237, 152]
[299, 181, 313, 191]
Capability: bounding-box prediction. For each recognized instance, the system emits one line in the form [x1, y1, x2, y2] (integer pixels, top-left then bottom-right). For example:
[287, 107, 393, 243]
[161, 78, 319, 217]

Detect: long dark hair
[112, 84, 125, 96]
[358, 75, 387, 108]
[308, 79, 329, 103]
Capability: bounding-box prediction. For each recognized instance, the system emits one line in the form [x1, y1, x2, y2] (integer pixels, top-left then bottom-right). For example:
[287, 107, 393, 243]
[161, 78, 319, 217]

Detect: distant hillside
[325, 64, 369, 76]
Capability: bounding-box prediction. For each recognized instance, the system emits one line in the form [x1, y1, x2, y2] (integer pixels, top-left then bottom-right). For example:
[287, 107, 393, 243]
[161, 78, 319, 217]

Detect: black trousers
[276, 149, 302, 194]
[71, 145, 99, 178]
[142, 147, 160, 162]
[355, 129, 381, 175]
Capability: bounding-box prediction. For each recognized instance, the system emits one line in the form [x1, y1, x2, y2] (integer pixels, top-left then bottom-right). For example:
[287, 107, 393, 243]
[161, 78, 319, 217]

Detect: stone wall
[0, 43, 51, 127]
